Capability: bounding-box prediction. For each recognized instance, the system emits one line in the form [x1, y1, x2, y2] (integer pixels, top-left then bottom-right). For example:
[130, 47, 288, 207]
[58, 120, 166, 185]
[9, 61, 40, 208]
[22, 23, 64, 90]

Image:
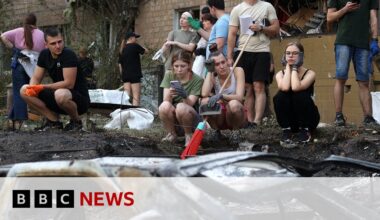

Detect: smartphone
[170, 80, 181, 88]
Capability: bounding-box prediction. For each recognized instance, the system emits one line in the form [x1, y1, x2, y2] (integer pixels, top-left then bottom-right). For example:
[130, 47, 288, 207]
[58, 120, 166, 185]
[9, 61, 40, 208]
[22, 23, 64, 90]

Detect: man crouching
[21, 27, 89, 131]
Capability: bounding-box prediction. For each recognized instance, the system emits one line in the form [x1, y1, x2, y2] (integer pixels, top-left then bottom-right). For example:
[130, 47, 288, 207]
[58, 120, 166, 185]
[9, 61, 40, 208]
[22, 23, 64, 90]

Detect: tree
[0, 0, 12, 28]
[65, 0, 150, 89]
[0, 0, 13, 75]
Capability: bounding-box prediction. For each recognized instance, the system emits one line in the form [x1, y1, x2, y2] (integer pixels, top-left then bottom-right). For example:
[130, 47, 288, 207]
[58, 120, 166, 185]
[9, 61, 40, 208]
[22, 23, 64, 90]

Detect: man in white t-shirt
[227, 0, 279, 128]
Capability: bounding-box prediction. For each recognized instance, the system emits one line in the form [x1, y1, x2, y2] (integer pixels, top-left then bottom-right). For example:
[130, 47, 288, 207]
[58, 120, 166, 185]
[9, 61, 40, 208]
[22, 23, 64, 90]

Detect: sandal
[185, 134, 192, 146]
[162, 133, 177, 142]
[7, 120, 23, 131]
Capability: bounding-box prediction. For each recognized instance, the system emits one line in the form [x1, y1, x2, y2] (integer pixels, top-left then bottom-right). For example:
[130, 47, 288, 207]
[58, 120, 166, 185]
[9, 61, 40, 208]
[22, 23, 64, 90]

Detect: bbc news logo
[13, 190, 74, 208]
[13, 190, 134, 208]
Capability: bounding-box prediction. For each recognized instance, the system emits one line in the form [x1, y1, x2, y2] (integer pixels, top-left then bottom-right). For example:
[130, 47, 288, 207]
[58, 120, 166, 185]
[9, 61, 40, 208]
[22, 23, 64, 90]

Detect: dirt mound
[0, 119, 379, 177]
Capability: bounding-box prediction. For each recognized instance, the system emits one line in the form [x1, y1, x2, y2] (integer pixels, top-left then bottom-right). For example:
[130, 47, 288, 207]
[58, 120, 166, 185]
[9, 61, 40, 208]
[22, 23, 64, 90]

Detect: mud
[0, 131, 163, 166]
[0, 121, 379, 177]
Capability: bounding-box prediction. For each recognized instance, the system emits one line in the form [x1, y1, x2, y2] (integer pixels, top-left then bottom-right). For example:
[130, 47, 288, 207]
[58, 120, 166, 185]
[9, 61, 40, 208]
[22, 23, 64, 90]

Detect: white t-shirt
[229, 0, 277, 52]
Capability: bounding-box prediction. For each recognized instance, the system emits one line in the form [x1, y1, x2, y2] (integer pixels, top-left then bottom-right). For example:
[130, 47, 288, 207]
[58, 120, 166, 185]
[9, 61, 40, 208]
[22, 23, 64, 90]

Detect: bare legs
[124, 82, 141, 106]
[20, 85, 80, 121]
[159, 101, 198, 141]
[245, 81, 266, 125]
[334, 79, 372, 117]
[200, 98, 245, 130]
[334, 79, 346, 113]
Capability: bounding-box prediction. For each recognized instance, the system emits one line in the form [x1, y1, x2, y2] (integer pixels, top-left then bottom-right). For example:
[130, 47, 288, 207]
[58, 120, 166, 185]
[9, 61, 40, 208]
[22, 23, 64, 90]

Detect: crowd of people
[0, 0, 379, 148]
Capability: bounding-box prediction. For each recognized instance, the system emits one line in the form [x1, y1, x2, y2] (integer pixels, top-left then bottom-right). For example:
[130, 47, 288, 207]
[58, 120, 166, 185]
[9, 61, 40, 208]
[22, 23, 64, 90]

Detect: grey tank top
[215, 73, 236, 95]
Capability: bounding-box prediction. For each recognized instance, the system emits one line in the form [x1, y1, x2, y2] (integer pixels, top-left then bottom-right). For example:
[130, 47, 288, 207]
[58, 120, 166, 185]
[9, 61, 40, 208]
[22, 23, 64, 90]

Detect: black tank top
[281, 69, 314, 96]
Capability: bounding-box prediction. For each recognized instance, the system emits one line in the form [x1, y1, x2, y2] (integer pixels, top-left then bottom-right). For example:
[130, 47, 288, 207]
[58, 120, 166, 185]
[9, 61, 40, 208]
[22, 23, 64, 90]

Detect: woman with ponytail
[1, 13, 45, 130]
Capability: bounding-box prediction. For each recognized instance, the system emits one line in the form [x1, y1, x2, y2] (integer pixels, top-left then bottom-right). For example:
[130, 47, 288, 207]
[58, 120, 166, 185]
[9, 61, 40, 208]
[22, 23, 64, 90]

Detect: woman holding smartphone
[159, 50, 204, 146]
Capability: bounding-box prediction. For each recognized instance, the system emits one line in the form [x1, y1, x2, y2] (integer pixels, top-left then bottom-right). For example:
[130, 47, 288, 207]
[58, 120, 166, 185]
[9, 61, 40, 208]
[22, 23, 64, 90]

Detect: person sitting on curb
[159, 50, 204, 146]
[200, 52, 246, 144]
[20, 27, 90, 131]
[273, 42, 320, 148]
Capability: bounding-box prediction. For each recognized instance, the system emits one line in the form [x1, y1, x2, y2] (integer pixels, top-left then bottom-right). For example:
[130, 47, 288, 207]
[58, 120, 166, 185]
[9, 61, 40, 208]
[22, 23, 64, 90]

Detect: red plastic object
[180, 121, 206, 159]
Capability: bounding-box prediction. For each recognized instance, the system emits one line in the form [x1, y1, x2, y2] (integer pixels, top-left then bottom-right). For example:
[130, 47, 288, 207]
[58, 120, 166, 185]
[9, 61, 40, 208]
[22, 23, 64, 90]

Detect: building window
[174, 7, 200, 30]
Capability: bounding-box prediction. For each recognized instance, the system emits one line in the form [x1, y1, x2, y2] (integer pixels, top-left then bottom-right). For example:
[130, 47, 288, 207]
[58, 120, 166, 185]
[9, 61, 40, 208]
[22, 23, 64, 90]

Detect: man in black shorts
[227, 0, 279, 128]
[21, 27, 89, 131]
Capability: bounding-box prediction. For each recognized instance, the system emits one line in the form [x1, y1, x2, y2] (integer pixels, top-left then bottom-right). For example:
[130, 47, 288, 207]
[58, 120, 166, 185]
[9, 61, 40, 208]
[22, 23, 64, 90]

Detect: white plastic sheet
[18, 50, 39, 78]
[104, 108, 154, 130]
[371, 92, 380, 123]
[192, 55, 206, 78]
[89, 89, 131, 105]
[152, 49, 166, 63]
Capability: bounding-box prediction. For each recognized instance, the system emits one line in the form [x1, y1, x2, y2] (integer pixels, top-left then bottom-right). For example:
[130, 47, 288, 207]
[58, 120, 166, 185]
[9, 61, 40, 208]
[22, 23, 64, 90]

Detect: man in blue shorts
[327, 0, 379, 126]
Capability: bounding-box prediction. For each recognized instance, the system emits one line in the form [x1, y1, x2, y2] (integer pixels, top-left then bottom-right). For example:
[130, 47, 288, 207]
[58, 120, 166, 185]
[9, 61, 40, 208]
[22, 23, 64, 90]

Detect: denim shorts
[335, 44, 369, 81]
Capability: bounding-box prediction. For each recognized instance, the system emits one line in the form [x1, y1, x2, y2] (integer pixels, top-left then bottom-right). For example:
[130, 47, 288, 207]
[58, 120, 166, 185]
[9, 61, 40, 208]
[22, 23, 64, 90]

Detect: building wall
[1, 0, 68, 29]
[135, 0, 240, 48]
[270, 35, 380, 125]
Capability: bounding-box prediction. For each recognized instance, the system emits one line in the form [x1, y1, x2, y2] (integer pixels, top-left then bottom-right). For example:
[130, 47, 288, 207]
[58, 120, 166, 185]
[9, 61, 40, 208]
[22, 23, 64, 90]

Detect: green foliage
[0, 70, 12, 101]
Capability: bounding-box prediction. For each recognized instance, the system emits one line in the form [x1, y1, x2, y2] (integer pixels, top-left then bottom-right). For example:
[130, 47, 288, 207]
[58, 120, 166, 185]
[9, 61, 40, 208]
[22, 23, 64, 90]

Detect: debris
[261, 145, 269, 153]
[237, 141, 255, 151]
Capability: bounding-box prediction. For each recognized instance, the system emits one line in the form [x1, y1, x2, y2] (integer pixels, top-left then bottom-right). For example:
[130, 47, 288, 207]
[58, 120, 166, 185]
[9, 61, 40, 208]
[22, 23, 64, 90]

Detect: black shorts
[38, 89, 90, 115]
[122, 73, 142, 84]
[234, 51, 271, 84]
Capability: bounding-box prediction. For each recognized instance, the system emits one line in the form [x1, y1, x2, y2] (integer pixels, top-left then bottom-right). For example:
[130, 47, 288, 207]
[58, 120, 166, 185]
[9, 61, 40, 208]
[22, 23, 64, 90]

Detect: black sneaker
[297, 128, 311, 144]
[363, 115, 377, 125]
[64, 120, 83, 131]
[246, 122, 257, 129]
[34, 119, 63, 131]
[363, 115, 379, 129]
[335, 113, 346, 127]
[280, 129, 297, 148]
